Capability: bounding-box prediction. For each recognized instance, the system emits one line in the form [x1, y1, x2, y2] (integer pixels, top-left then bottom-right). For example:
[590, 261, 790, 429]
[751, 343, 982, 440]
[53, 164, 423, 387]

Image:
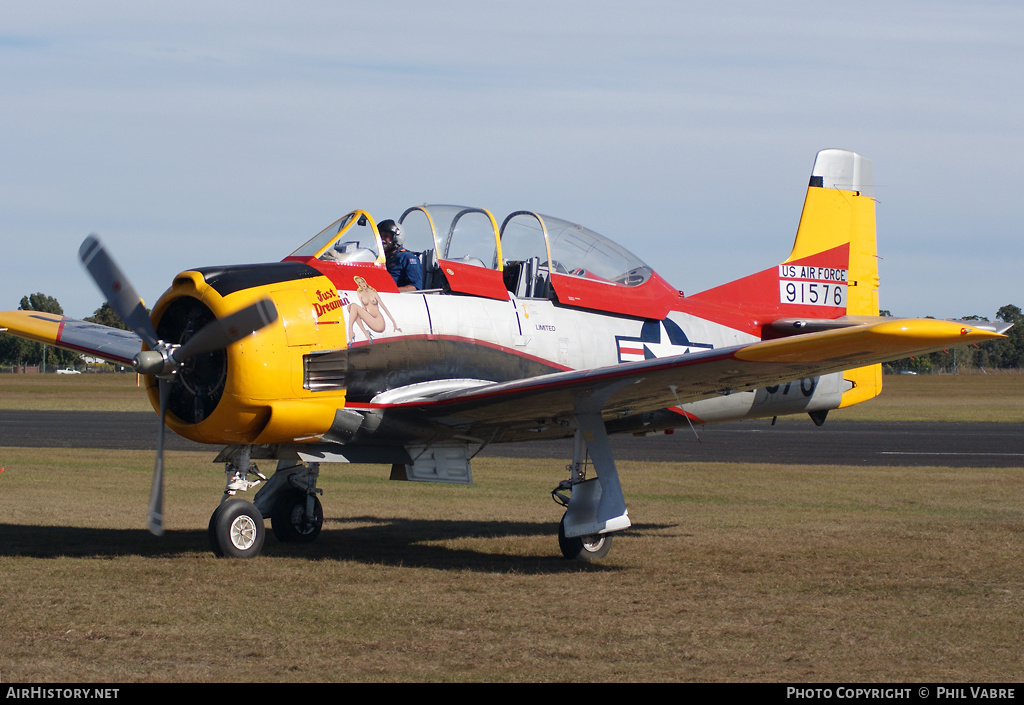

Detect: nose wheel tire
[270, 489, 323, 544]
[209, 499, 265, 558]
[558, 515, 612, 561]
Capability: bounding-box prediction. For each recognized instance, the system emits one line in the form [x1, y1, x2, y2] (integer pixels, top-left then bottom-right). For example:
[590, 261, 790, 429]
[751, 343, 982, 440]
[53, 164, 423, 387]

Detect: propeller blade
[175, 298, 278, 361]
[148, 378, 171, 536]
[78, 234, 159, 349]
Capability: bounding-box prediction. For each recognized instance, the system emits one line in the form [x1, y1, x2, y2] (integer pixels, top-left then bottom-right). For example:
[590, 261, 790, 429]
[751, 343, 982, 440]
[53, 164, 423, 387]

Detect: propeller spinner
[78, 234, 278, 536]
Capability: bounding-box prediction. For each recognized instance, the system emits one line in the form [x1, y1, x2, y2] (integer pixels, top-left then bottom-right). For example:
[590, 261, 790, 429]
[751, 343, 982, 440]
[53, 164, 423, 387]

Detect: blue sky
[3, 1, 1022, 320]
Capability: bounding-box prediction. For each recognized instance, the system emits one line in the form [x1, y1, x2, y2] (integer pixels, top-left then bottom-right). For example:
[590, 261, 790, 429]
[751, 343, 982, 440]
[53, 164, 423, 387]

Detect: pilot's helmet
[378, 220, 404, 250]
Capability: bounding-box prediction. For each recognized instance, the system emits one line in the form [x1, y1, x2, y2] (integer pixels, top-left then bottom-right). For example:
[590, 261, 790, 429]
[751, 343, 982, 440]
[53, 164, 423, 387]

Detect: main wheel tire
[270, 489, 323, 544]
[209, 499, 265, 558]
[558, 515, 612, 561]
[208, 502, 226, 557]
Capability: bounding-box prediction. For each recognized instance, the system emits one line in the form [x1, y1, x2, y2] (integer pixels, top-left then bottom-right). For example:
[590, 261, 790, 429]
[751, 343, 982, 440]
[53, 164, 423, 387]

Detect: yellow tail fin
[787, 149, 879, 317]
[787, 149, 881, 406]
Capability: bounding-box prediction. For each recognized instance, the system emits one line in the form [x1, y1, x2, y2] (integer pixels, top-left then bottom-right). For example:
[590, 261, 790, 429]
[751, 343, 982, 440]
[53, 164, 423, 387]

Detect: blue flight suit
[386, 247, 423, 290]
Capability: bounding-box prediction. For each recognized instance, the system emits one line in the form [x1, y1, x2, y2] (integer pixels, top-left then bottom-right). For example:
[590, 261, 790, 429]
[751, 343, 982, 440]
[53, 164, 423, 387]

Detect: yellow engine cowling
[143, 264, 350, 445]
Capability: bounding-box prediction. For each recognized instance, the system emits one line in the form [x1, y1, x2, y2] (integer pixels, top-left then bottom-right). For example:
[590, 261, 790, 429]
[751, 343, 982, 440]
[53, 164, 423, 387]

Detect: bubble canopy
[500, 211, 653, 287]
[286, 205, 679, 318]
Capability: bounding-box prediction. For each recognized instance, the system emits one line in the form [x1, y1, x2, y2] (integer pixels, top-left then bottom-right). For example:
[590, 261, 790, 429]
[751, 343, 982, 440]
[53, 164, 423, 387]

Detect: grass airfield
[0, 373, 1022, 682]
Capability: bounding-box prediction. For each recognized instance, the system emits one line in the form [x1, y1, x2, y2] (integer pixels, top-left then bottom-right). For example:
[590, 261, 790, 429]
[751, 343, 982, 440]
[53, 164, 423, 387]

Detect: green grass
[0, 374, 152, 411]
[0, 448, 1022, 682]
[835, 373, 1024, 423]
[0, 372, 1022, 682]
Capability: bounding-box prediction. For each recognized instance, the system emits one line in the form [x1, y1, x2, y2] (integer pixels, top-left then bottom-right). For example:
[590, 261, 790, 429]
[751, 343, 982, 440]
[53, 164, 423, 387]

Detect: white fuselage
[343, 290, 847, 429]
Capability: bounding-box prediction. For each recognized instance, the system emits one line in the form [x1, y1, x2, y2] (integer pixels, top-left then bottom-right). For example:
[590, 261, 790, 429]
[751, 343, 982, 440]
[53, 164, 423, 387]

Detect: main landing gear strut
[550, 413, 631, 561]
[206, 447, 324, 558]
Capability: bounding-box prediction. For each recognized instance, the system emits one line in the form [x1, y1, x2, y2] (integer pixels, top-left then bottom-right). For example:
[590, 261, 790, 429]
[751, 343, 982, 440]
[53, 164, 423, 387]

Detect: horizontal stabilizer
[771, 316, 1013, 336]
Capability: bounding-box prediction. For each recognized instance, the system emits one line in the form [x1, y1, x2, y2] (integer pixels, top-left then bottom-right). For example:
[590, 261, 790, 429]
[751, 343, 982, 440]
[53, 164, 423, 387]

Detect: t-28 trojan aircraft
[0, 149, 1009, 560]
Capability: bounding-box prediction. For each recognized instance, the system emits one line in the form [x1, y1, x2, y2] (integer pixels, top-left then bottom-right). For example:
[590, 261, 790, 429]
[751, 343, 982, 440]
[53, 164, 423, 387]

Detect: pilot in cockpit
[379, 220, 422, 292]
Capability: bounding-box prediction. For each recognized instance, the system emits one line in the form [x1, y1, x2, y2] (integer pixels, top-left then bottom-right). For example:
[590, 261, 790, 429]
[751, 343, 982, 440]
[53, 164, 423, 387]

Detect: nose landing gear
[206, 448, 324, 558]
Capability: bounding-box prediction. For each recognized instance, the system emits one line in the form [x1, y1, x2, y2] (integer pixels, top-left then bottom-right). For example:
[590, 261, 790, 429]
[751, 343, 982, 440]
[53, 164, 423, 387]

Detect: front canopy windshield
[290, 212, 380, 263]
[502, 213, 653, 287]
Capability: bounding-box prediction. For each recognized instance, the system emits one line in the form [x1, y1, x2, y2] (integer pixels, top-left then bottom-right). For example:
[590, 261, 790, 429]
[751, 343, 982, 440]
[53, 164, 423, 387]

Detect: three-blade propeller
[78, 234, 278, 536]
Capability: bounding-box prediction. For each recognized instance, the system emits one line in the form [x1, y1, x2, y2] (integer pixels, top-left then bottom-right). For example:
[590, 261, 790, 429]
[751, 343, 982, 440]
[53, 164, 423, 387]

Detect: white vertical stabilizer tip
[811, 149, 873, 198]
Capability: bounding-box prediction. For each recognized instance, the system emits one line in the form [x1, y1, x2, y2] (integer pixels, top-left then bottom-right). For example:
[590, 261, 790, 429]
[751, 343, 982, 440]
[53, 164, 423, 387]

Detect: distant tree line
[881, 305, 1024, 374]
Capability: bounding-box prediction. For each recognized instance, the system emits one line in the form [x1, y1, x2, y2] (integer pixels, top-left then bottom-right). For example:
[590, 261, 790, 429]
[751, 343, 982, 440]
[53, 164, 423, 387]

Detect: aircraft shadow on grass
[0, 518, 676, 572]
